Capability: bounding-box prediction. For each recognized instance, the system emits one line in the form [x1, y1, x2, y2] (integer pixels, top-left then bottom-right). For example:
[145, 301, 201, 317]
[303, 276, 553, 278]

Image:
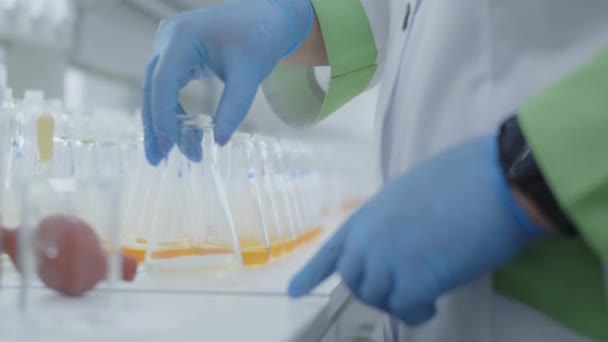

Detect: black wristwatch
[497, 115, 578, 236]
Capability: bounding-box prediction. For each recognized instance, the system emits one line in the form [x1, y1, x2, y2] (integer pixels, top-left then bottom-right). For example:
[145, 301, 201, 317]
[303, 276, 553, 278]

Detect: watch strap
[498, 116, 578, 236]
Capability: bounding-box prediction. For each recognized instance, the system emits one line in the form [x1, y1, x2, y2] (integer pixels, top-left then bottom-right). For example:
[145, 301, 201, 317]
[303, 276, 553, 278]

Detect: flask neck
[178, 113, 214, 131]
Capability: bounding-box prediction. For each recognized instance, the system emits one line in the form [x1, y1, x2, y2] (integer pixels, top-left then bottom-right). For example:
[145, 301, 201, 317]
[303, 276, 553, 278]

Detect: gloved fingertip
[287, 274, 312, 298]
[214, 130, 232, 146]
[287, 228, 348, 298]
[156, 134, 173, 158]
[190, 147, 203, 163]
[144, 136, 163, 166]
[179, 141, 203, 163]
[145, 148, 162, 166]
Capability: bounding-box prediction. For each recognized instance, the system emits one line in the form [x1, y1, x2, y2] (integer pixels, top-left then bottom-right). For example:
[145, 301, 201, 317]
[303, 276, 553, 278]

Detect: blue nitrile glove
[142, 0, 314, 165]
[289, 136, 548, 325]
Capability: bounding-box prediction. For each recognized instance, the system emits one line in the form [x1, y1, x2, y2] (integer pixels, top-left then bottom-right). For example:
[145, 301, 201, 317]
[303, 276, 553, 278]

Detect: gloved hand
[289, 136, 548, 325]
[142, 0, 313, 165]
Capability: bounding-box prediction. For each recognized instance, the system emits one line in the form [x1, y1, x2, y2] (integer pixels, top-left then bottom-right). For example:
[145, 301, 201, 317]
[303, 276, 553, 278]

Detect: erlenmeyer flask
[268, 139, 298, 253]
[274, 141, 308, 246]
[144, 114, 241, 273]
[290, 144, 323, 244]
[252, 136, 285, 259]
[226, 133, 272, 266]
[121, 141, 159, 264]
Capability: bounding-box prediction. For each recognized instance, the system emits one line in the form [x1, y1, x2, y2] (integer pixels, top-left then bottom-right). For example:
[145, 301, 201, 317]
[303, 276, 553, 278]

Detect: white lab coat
[363, 0, 608, 341]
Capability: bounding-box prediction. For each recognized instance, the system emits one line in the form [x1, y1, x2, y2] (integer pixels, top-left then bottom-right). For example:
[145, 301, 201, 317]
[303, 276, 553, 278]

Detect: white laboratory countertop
[0, 216, 352, 342]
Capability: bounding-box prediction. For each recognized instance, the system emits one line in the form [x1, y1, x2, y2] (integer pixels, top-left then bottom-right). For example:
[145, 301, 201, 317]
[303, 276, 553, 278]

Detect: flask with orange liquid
[225, 134, 272, 266]
[134, 114, 242, 273]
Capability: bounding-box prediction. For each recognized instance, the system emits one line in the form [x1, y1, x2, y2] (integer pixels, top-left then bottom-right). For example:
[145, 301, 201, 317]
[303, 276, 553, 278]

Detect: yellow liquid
[241, 247, 272, 265]
[36, 113, 55, 163]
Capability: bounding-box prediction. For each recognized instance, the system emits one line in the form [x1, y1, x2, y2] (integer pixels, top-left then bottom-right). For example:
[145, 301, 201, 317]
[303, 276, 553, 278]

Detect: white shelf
[0, 215, 351, 342]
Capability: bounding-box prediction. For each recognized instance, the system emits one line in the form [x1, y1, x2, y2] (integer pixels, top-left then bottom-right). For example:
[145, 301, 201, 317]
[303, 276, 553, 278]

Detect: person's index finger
[288, 227, 349, 297]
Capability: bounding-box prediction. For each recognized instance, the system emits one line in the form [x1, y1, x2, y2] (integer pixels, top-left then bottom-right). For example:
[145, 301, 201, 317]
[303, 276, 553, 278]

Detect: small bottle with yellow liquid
[35, 110, 55, 175]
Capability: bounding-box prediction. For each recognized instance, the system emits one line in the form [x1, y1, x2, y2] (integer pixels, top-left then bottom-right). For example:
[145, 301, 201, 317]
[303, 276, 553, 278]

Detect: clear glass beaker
[17, 175, 124, 331]
[226, 133, 272, 266]
[142, 114, 242, 273]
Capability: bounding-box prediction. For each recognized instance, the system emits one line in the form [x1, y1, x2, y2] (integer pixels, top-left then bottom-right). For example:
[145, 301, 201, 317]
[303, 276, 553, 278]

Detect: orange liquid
[152, 246, 233, 259]
[282, 239, 296, 253]
[121, 244, 234, 263]
[298, 226, 325, 245]
[270, 241, 283, 259]
[296, 234, 306, 246]
[308, 226, 324, 241]
[239, 240, 272, 266]
[342, 198, 366, 213]
[122, 246, 146, 264]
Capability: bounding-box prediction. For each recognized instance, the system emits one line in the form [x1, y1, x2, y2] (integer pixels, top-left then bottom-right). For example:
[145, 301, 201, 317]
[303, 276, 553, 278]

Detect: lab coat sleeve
[519, 47, 608, 262]
[261, 0, 389, 127]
